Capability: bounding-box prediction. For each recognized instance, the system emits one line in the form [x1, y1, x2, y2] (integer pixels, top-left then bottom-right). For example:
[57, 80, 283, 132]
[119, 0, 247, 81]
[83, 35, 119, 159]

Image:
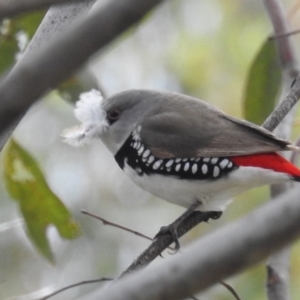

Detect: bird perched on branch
[63, 89, 300, 250]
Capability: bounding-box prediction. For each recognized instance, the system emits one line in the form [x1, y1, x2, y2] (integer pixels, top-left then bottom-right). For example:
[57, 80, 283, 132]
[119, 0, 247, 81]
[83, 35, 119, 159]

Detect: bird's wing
[140, 106, 293, 158]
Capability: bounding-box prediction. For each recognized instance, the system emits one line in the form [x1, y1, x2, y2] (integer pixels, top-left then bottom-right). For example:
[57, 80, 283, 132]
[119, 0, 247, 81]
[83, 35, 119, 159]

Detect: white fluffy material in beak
[62, 89, 108, 147]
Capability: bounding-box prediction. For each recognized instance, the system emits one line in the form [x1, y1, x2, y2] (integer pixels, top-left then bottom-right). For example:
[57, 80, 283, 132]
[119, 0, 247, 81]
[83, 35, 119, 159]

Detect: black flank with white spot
[115, 130, 238, 180]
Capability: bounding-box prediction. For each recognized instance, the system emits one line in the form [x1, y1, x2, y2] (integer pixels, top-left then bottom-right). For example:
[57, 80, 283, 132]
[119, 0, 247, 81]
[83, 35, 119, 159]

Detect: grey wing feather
[140, 100, 293, 158]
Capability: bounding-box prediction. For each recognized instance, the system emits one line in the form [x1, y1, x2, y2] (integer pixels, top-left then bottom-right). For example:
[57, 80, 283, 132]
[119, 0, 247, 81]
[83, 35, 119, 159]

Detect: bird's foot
[155, 223, 180, 253]
[210, 211, 222, 220]
[154, 211, 223, 254]
[154, 200, 202, 253]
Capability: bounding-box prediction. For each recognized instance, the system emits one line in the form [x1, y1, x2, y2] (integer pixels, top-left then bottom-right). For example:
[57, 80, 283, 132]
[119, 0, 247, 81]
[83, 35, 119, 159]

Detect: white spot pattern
[142, 149, 150, 158]
[211, 158, 218, 164]
[220, 159, 229, 169]
[123, 132, 238, 180]
[202, 164, 208, 174]
[147, 155, 155, 164]
[132, 127, 141, 141]
[165, 159, 174, 168]
[153, 160, 163, 170]
[138, 145, 144, 155]
[213, 166, 220, 177]
[192, 164, 198, 174]
[184, 162, 190, 171]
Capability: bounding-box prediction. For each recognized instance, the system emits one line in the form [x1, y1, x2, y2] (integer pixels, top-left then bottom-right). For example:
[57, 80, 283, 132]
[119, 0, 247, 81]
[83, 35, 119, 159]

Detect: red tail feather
[231, 153, 300, 178]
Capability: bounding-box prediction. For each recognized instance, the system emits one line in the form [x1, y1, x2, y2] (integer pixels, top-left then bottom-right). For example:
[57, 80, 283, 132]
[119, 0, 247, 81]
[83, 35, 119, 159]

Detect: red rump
[231, 153, 300, 178]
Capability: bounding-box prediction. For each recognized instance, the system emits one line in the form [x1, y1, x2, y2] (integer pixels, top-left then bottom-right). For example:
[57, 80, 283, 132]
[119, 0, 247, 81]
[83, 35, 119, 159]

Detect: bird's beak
[62, 89, 108, 147]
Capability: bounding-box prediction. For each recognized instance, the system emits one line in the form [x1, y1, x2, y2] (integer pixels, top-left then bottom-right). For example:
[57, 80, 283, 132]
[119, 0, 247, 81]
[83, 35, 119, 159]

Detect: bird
[63, 89, 300, 250]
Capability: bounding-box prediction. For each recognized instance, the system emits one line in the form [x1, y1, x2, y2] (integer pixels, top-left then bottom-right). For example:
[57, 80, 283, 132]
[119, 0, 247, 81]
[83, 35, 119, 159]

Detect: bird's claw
[210, 211, 222, 220]
[154, 211, 223, 255]
[155, 224, 181, 253]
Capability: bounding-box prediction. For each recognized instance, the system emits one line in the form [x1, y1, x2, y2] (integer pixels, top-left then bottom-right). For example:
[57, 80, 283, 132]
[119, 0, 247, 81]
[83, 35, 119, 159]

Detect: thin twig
[82, 210, 241, 300]
[189, 281, 243, 300]
[77, 187, 300, 300]
[117, 211, 221, 278]
[81, 210, 155, 244]
[36, 276, 241, 300]
[220, 281, 242, 300]
[269, 28, 300, 40]
[39, 278, 112, 300]
[263, 1, 298, 300]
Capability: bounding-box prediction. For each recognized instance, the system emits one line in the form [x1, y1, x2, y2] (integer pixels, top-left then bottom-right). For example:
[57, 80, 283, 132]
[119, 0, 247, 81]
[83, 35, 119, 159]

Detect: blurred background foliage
[1, 0, 300, 299]
[0, 11, 45, 75]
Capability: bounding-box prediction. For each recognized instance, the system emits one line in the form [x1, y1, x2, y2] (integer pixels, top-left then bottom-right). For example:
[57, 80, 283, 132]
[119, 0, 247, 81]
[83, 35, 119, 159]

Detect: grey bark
[81, 187, 300, 300]
[263, 0, 299, 299]
[0, 1, 96, 150]
[0, 0, 163, 138]
[0, 0, 92, 19]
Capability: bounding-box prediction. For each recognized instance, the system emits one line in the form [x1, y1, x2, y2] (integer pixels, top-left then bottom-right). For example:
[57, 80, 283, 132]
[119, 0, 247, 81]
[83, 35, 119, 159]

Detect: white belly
[124, 163, 289, 211]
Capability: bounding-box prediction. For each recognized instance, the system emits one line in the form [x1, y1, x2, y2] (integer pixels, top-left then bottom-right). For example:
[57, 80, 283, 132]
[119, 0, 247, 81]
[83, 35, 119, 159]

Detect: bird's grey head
[63, 89, 165, 154]
[101, 89, 169, 153]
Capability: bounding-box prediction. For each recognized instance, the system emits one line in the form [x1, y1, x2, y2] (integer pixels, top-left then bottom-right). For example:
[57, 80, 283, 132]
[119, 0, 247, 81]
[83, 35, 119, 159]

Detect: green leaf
[3, 139, 80, 262]
[243, 39, 282, 124]
[0, 11, 45, 75]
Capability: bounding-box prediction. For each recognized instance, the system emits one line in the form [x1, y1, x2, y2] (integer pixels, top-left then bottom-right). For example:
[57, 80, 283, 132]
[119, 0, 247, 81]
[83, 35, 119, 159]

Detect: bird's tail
[231, 152, 300, 181]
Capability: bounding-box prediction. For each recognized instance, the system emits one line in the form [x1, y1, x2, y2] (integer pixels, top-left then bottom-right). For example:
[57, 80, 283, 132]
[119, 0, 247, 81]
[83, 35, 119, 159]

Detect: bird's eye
[107, 109, 120, 122]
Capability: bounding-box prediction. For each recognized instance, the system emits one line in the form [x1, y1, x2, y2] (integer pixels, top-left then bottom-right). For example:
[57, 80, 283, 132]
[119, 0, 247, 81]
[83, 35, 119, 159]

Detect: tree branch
[0, 0, 91, 19]
[0, 0, 163, 137]
[263, 1, 299, 299]
[261, 75, 300, 132]
[81, 210, 241, 300]
[264, 0, 297, 71]
[25, 1, 96, 54]
[0, 1, 96, 151]
[118, 212, 220, 278]
[78, 187, 300, 300]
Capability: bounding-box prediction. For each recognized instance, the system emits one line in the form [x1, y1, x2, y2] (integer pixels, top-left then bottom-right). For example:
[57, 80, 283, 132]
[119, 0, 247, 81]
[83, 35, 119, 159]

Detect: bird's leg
[155, 200, 209, 252]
